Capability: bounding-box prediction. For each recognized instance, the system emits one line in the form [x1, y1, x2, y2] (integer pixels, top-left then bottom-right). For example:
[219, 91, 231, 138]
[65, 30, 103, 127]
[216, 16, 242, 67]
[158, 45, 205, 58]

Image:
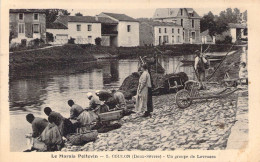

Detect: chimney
[95, 15, 98, 21]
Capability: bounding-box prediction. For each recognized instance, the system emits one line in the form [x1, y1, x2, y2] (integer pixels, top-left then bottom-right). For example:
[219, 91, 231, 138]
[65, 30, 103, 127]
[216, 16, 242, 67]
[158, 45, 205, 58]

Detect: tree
[200, 11, 217, 36]
[45, 9, 70, 26]
[75, 12, 83, 16]
[200, 8, 244, 36]
[243, 10, 247, 22]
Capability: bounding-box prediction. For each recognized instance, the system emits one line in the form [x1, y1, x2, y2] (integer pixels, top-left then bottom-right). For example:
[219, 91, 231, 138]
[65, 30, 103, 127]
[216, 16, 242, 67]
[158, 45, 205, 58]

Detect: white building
[47, 16, 101, 44]
[228, 23, 248, 43]
[140, 21, 183, 46]
[98, 12, 140, 47]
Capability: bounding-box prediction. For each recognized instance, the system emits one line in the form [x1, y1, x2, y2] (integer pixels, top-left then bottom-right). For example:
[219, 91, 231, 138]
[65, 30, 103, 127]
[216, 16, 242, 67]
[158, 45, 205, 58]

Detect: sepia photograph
[7, 6, 250, 153]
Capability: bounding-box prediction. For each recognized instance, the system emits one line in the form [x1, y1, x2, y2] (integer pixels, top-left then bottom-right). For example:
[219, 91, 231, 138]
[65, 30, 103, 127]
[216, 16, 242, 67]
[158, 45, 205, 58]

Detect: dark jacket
[31, 117, 48, 138]
[49, 111, 64, 126]
[70, 104, 84, 119]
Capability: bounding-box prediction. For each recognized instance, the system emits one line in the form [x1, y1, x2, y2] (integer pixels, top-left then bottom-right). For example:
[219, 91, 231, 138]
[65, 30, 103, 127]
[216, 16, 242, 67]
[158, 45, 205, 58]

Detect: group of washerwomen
[25, 63, 154, 152]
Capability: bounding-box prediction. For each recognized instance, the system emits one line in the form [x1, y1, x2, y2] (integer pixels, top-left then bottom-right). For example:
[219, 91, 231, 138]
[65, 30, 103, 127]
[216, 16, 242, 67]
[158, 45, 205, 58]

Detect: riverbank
[62, 86, 239, 151]
[10, 44, 240, 70]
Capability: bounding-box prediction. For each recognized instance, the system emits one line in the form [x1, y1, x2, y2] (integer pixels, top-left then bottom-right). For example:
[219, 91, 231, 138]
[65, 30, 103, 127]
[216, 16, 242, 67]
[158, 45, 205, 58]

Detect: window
[18, 23, 25, 33]
[165, 28, 167, 33]
[88, 36, 92, 43]
[180, 9, 183, 16]
[77, 24, 81, 31]
[172, 28, 174, 33]
[127, 25, 131, 32]
[192, 20, 194, 28]
[183, 31, 185, 41]
[34, 13, 39, 21]
[18, 13, 24, 20]
[88, 25, 92, 31]
[33, 24, 40, 33]
[181, 19, 183, 27]
[244, 29, 248, 36]
[192, 32, 195, 40]
[163, 35, 169, 43]
[178, 28, 180, 34]
[178, 36, 180, 42]
[172, 36, 174, 43]
[159, 28, 161, 33]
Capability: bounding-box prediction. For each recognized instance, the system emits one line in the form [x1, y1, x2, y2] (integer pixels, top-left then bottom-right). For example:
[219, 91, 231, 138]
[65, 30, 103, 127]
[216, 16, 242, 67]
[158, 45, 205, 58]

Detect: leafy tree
[95, 37, 102, 45]
[200, 8, 244, 36]
[45, 9, 70, 26]
[75, 12, 83, 16]
[200, 11, 216, 36]
[243, 10, 247, 22]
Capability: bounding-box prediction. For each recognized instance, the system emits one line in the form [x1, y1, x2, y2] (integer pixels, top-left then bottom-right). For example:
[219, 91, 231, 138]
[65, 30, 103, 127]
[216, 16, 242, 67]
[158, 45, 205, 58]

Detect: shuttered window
[18, 24, 25, 33]
[33, 24, 40, 33]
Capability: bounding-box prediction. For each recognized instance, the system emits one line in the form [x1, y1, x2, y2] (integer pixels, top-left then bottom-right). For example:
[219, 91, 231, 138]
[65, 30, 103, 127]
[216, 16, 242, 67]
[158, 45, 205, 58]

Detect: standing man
[194, 50, 208, 90]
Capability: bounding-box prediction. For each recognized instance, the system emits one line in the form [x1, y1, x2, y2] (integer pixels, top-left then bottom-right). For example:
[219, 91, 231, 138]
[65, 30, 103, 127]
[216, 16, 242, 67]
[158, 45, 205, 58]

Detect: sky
[68, 8, 246, 18]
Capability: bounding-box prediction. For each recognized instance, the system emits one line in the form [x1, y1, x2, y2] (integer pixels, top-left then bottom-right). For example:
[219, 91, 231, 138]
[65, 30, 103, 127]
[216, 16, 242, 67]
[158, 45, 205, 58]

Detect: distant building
[98, 12, 140, 47]
[153, 8, 201, 44]
[46, 22, 68, 44]
[9, 9, 46, 44]
[215, 23, 248, 43]
[139, 20, 183, 46]
[51, 16, 101, 44]
[200, 30, 215, 44]
[228, 23, 248, 43]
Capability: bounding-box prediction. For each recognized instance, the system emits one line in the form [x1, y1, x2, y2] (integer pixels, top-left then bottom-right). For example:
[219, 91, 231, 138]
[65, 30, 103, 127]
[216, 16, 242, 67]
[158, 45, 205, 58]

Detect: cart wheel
[175, 89, 192, 108]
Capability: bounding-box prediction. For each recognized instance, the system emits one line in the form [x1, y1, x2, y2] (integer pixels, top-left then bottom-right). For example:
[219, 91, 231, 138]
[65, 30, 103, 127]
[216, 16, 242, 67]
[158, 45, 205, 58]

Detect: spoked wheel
[175, 89, 192, 108]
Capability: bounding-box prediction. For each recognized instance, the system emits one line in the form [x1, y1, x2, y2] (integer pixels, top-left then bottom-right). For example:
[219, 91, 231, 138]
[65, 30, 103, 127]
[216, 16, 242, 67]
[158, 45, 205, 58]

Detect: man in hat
[194, 50, 208, 89]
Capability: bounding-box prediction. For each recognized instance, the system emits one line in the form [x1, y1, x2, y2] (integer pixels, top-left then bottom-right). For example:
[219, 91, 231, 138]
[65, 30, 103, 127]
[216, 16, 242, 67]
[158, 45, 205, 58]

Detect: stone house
[9, 9, 46, 44]
[228, 23, 247, 43]
[98, 12, 140, 47]
[153, 8, 201, 44]
[139, 20, 183, 46]
[52, 16, 101, 44]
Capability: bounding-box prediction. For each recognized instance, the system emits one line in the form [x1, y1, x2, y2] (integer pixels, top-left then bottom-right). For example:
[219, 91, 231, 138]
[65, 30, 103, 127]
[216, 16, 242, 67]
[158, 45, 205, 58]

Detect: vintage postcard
[1, 0, 260, 161]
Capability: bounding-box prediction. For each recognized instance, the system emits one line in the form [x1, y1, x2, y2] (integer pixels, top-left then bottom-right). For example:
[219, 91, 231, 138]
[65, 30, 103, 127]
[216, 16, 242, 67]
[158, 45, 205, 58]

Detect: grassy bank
[9, 44, 97, 70]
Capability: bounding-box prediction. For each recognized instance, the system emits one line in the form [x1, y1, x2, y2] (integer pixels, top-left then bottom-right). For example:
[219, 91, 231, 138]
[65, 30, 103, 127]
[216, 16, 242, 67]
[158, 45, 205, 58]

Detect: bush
[95, 37, 102, 46]
[68, 37, 75, 44]
[33, 38, 45, 46]
[21, 39, 27, 47]
[9, 31, 14, 43]
[216, 36, 232, 44]
[46, 32, 54, 42]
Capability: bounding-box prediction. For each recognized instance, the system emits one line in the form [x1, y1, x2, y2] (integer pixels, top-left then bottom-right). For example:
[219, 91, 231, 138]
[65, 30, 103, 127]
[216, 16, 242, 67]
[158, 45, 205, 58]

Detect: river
[9, 54, 196, 152]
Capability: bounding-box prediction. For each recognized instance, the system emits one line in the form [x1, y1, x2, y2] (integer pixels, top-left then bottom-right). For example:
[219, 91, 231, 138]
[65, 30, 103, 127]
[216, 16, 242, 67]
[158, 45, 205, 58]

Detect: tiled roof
[228, 23, 247, 29]
[153, 8, 200, 19]
[101, 12, 138, 22]
[201, 29, 209, 36]
[54, 16, 101, 27]
[97, 17, 118, 24]
[141, 21, 182, 27]
[153, 8, 179, 19]
[10, 9, 46, 13]
[46, 22, 68, 29]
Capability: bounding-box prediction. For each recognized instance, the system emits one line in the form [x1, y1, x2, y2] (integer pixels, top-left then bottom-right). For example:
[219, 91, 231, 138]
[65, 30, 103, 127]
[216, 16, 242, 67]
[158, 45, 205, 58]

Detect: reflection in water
[9, 55, 195, 151]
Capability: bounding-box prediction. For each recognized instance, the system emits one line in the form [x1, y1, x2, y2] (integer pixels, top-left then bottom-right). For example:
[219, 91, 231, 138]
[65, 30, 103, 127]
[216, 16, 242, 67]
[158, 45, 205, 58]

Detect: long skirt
[147, 87, 153, 113]
[135, 86, 148, 112]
